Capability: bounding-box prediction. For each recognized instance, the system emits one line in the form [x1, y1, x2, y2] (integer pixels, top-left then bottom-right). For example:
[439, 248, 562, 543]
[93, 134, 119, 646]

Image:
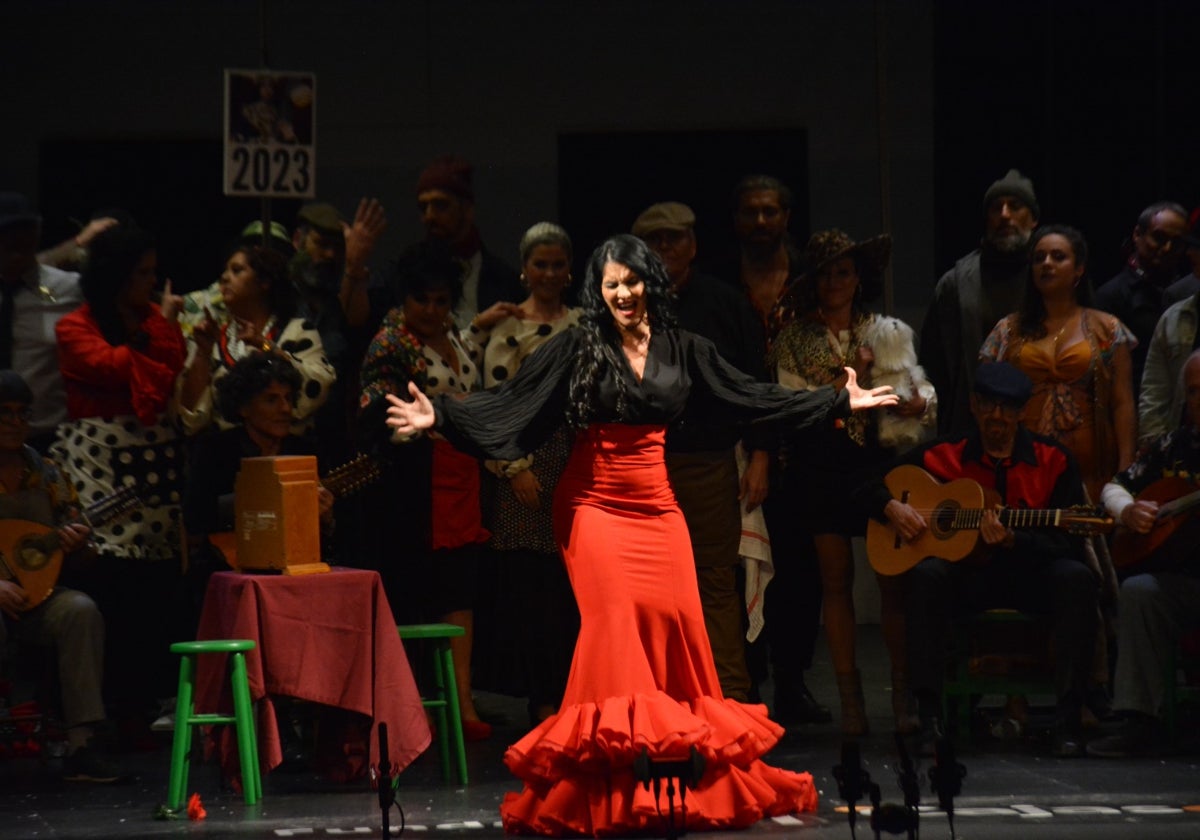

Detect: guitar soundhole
[15, 538, 51, 572]
[931, 502, 960, 539]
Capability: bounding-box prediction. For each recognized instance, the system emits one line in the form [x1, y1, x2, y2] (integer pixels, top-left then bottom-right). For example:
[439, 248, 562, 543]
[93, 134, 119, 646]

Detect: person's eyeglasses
[0, 406, 33, 424]
[976, 396, 1021, 417]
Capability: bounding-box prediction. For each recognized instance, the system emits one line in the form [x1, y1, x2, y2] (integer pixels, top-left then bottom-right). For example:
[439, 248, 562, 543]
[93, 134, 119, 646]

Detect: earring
[519, 273, 529, 288]
[565, 273, 573, 287]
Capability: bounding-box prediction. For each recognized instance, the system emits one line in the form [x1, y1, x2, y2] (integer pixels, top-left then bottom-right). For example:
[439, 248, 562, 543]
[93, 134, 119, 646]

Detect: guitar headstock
[322, 453, 382, 498]
[1062, 505, 1115, 536]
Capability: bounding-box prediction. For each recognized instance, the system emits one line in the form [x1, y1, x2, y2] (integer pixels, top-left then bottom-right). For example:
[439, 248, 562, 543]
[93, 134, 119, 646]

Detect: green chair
[1162, 630, 1200, 738]
[942, 610, 1055, 743]
[167, 640, 261, 810]
[397, 623, 468, 784]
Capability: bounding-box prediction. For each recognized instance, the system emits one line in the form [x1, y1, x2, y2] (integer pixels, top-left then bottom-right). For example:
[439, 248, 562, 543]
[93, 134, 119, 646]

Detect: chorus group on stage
[0, 160, 1197, 829]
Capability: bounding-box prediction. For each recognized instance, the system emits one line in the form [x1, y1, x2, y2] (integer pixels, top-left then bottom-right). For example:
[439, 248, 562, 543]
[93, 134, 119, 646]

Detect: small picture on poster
[223, 68, 316, 198]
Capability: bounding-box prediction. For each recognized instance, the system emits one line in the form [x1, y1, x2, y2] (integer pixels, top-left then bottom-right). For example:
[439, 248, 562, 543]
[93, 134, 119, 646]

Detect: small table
[195, 568, 431, 780]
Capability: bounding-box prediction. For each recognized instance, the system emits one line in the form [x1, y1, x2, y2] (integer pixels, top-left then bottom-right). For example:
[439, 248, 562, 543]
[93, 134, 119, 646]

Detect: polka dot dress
[50, 416, 182, 561]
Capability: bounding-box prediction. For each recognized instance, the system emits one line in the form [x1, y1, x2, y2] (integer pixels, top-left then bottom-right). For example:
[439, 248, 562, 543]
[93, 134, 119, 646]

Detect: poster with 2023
[223, 69, 316, 198]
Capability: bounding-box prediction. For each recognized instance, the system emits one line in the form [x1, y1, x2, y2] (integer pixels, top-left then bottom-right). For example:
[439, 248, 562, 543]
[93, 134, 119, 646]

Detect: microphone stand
[928, 735, 965, 840]
[833, 741, 870, 839]
[373, 723, 404, 837]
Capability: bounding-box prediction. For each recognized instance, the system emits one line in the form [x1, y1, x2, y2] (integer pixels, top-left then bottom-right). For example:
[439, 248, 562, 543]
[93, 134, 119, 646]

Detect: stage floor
[2, 627, 1197, 839]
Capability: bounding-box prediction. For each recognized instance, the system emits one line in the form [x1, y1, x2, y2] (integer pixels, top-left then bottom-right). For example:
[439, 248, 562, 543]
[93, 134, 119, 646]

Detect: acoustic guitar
[211, 452, 382, 568]
[1109, 477, 1200, 570]
[866, 464, 1113, 576]
[0, 485, 142, 608]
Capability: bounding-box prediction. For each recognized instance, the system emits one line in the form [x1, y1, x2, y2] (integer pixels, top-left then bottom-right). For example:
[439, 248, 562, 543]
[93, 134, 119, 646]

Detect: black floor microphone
[374, 723, 405, 837]
[928, 735, 966, 840]
[632, 746, 705, 839]
[832, 741, 870, 837]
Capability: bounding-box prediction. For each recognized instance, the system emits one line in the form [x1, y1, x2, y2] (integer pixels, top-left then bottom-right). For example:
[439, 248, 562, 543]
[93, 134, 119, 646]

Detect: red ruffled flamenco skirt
[500, 424, 818, 836]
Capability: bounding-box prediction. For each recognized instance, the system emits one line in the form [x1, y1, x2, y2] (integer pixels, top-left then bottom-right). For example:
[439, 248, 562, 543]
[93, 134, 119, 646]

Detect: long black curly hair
[566, 234, 676, 428]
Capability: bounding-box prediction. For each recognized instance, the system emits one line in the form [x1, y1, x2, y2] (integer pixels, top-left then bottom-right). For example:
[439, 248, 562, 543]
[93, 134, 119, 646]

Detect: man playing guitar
[0, 370, 121, 782]
[858, 362, 1098, 757]
[1089, 350, 1200, 757]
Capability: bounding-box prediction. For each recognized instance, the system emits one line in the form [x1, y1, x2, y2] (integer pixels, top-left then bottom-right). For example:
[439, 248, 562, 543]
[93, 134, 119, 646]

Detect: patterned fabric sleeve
[25, 448, 82, 523]
[358, 307, 428, 449]
[978, 314, 1015, 363]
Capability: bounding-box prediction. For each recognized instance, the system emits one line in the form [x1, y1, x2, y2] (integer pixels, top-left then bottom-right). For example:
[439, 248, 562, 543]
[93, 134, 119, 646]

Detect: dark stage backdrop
[933, 1, 1200, 287]
[39, 137, 300, 294]
[558, 129, 810, 291]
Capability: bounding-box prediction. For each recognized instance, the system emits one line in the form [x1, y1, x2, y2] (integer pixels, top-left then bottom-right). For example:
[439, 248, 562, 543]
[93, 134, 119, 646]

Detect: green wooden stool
[167, 640, 261, 809]
[942, 610, 1055, 743]
[1163, 631, 1200, 738]
[397, 623, 468, 784]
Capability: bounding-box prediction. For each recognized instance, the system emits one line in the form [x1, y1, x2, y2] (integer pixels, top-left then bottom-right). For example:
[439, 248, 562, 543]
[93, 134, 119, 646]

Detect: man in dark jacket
[920, 170, 1039, 435]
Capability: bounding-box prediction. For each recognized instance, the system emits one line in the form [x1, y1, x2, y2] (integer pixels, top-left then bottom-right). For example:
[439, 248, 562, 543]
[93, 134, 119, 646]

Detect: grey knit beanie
[983, 169, 1039, 218]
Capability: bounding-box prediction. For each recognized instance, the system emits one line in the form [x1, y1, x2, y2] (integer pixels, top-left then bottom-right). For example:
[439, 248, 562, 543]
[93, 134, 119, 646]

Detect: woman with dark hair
[52, 224, 187, 739]
[384, 234, 898, 836]
[980, 224, 1137, 500]
[359, 241, 519, 741]
[770, 229, 934, 736]
[53, 224, 186, 560]
[175, 244, 334, 436]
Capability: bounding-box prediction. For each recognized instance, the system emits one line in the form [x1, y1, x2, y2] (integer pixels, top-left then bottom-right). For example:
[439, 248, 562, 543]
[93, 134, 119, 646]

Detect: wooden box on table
[233, 456, 329, 575]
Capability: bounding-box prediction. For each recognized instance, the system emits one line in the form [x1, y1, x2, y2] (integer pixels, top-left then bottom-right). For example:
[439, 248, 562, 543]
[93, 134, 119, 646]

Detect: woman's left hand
[472, 302, 525, 331]
[844, 366, 899, 411]
[385, 382, 436, 434]
[510, 469, 542, 511]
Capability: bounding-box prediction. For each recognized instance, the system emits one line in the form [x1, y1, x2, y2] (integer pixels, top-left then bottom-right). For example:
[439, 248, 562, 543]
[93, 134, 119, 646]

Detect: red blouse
[55, 303, 186, 425]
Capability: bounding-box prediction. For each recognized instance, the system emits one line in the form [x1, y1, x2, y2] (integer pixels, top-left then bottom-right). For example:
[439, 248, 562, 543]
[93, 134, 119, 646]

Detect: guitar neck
[1157, 488, 1200, 520]
[951, 508, 1063, 530]
[77, 488, 140, 531]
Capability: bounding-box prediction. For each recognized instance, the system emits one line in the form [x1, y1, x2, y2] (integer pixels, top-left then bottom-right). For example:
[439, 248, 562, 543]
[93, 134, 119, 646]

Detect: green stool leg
[167, 654, 196, 811]
[429, 642, 452, 783]
[228, 652, 261, 804]
[438, 641, 468, 785]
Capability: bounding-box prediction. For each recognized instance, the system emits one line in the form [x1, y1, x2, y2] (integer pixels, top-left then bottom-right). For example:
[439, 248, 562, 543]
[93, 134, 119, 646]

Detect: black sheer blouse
[432, 328, 849, 462]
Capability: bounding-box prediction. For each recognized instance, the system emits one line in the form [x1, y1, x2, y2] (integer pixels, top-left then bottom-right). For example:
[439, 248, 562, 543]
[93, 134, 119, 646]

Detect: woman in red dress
[386, 235, 897, 836]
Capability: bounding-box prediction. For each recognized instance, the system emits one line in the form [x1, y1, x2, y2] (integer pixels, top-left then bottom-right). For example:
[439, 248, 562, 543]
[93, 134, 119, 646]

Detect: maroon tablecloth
[195, 568, 431, 779]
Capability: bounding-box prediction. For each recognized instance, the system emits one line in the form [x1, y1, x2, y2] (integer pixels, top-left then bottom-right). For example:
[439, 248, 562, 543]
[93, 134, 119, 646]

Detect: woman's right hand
[385, 381, 436, 434]
[510, 469, 542, 511]
[193, 308, 219, 356]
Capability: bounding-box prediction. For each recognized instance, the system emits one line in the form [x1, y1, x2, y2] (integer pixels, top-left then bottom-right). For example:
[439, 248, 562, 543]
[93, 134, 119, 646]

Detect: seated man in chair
[0, 370, 121, 781]
[1088, 350, 1200, 757]
[857, 362, 1098, 756]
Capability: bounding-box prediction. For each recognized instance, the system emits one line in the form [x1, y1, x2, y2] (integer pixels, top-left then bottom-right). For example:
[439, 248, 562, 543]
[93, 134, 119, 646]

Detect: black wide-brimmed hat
[794, 228, 892, 304]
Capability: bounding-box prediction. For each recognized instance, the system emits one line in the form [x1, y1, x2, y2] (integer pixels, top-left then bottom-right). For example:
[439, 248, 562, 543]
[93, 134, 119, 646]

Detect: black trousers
[755, 486, 823, 695]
